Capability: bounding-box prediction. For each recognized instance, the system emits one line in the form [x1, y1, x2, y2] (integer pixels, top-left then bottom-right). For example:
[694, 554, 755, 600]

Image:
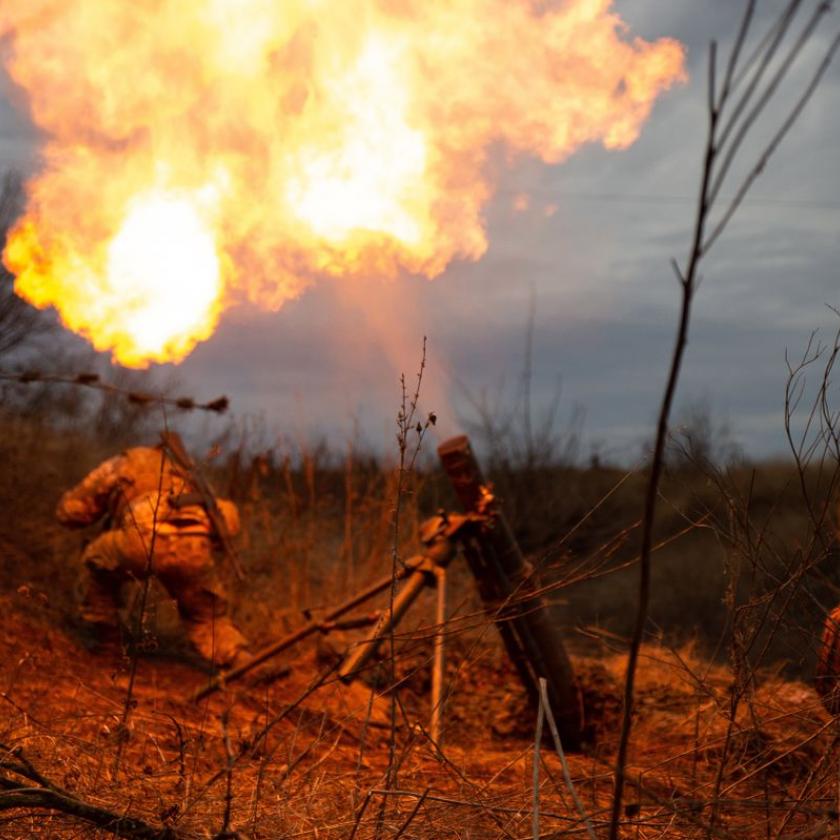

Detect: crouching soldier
[56, 434, 249, 669]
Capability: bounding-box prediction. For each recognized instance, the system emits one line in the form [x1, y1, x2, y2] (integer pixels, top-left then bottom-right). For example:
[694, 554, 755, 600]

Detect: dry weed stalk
[609, 2, 840, 836]
[113, 419, 170, 780]
[0, 368, 229, 415]
[379, 335, 435, 830]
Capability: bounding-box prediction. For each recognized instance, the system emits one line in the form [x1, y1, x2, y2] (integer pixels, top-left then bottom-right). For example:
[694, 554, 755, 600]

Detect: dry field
[1, 590, 834, 839]
[1, 408, 839, 838]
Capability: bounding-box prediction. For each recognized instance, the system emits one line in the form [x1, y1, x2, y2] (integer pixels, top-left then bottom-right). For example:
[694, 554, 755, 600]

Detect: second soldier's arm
[56, 454, 131, 528]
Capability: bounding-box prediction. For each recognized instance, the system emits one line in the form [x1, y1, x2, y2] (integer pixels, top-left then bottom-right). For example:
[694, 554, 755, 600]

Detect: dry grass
[1, 411, 839, 837]
[1, 592, 834, 838]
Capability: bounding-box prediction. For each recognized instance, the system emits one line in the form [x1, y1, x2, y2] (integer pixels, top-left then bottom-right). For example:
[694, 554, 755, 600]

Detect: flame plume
[0, 1, 685, 366]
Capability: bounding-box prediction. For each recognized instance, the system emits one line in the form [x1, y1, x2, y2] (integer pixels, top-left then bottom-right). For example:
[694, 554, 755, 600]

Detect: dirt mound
[0, 596, 834, 838]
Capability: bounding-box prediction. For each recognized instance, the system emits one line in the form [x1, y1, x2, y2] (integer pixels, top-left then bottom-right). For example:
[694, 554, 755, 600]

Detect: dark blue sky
[2, 2, 839, 461]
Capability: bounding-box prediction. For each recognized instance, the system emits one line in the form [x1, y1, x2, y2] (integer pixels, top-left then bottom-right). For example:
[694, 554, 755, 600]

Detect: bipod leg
[191, 566, 410, 703]
[430, 565, 447, 744]
[337, 556, 433, 682]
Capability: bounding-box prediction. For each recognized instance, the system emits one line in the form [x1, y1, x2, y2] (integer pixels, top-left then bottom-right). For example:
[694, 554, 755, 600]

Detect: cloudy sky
[2, 1, 839, 462]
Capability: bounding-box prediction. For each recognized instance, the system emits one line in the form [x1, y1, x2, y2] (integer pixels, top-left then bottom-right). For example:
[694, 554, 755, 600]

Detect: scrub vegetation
[0, 372, 839, 838]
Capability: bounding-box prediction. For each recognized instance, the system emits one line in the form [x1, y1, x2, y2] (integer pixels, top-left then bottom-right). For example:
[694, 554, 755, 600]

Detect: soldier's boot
[76, 535, 130, 654]
[183, 613, 250, 669]
[170, 579, 249, 669]
[75, 570, 124, 653]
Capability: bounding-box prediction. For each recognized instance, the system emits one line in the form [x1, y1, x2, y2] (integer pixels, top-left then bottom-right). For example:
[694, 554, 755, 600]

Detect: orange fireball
[0, 1, 685, 366]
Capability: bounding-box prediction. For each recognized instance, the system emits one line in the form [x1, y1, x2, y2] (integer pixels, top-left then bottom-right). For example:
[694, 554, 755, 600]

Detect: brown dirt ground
[0, 588, 836, 839]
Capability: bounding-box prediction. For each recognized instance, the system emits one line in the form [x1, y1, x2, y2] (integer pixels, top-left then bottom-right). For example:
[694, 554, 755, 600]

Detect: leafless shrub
[457, 298, 583, 475]
[610, 1, 840, 835]
[667, 397, 745, 473]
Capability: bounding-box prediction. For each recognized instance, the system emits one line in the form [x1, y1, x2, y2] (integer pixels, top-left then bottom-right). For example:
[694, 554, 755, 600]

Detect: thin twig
[0, 369, 228, 413]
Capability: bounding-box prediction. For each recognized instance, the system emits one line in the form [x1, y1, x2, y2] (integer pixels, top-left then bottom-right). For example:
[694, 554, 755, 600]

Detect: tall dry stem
[609, 2, 840, 835]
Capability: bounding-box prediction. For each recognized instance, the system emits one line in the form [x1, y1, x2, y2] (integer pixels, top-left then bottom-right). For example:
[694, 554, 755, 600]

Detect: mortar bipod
[336, 512, 477, 742]
[190, 512, 479, 705]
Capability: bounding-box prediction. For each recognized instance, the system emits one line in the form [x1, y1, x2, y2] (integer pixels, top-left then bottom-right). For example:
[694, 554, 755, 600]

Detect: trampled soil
[0, 588, 835, 838]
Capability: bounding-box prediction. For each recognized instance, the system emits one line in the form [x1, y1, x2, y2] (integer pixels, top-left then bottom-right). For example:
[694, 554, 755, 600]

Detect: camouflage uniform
[56, 446, 248, 667]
